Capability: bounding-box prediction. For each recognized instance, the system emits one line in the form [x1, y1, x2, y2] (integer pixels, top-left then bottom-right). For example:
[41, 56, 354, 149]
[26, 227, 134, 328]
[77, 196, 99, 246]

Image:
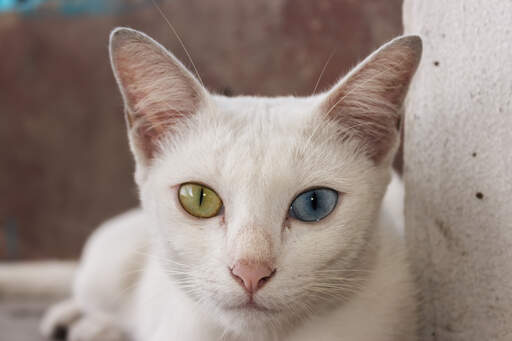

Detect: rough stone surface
[403, 1, 512, 340]
[0, 0, 402, 260]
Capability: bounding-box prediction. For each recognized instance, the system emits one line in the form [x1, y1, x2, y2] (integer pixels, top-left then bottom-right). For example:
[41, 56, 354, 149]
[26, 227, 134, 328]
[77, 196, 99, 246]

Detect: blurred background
[0, 0, 402, 261]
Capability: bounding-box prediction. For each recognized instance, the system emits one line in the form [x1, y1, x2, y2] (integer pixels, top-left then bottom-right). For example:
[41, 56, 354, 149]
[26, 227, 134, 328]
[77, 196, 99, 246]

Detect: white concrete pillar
[403, 1, 512, 340]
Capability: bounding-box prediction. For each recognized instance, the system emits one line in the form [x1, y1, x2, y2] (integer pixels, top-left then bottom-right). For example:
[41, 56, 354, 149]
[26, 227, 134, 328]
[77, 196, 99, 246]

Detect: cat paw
[40, 300, 126, 341]
[40, 299, 82, 340]
[67, 315, 125, 341]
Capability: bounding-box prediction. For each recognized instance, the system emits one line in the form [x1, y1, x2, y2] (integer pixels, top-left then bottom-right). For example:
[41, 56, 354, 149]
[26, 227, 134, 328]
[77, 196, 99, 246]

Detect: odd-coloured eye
[178, 183, 223, 218]
[289, 188, 338, 222]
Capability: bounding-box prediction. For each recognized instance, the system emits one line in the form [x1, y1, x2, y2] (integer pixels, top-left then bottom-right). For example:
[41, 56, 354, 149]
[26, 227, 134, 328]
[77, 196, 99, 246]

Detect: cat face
[109, 28, 421, 335]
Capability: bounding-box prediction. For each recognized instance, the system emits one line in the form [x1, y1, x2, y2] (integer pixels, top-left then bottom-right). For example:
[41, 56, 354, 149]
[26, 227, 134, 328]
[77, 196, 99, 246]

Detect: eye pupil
[199, 187, 204, 206]
[310, 192, 318, 210]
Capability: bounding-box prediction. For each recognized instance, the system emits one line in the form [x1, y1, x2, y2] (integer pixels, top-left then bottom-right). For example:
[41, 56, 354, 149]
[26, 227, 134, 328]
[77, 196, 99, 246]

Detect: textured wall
[403, 1, 512, 340]
[0, 0, 402, 259]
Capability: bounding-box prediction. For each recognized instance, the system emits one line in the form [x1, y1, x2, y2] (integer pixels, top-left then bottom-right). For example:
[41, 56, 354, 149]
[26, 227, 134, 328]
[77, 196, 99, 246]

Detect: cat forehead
[210, 94, 322, 124]
[197, 94, 327, 154]
[152, 93, 368, 191]
[182, 94, 326, 153]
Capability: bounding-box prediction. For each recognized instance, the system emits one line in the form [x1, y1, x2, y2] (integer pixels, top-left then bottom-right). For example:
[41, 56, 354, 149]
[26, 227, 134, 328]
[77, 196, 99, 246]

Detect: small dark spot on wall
[461, 251, 468, 256]
[444, 324, 454, 332]
[435, 218, 464, 251]
[441, 33, 446, 38]
[487, 304, 497, 311]
[433, 61, 440, 66]
[475, 192, 484, 200]
[435, 219, 452, 242]
[472, 152, 477, 157]
[499, 107, 503, 113]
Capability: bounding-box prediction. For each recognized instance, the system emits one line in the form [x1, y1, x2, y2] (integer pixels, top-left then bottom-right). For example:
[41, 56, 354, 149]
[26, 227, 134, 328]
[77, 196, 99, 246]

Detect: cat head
[110, 27, 421, 336]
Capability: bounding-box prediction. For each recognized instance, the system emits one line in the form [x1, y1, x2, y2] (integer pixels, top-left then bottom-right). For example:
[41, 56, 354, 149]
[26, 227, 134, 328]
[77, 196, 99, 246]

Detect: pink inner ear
[111, 29, 204, 161]
[324, 85, 400, 163]
[322, 37, 421, 163]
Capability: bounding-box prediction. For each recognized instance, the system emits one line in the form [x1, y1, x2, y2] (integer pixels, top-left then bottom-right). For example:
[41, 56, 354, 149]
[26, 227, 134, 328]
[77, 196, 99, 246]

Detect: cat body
[41, 28, 421, 341]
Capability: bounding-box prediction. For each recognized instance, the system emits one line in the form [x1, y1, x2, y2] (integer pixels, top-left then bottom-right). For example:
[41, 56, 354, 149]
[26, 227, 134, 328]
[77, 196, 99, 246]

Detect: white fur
[40, 98, 415, 340]
[40, 29, 420, 341]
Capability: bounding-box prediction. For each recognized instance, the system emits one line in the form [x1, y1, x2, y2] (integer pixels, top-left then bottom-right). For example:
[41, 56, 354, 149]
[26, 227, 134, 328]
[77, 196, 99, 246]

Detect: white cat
[40, 27, 421, 341]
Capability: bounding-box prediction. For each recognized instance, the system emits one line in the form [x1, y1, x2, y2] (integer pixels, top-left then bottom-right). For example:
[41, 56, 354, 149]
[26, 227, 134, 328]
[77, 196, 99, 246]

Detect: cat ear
[319, 35, 422, 163]
[109, 27, 207, 165]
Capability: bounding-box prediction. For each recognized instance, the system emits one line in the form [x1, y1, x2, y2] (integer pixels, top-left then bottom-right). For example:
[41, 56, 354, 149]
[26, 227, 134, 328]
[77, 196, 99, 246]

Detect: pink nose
[230, 260, 275, 294]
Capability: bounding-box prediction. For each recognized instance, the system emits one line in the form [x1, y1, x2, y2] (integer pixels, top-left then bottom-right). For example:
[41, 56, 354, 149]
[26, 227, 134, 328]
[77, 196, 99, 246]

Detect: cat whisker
[150, 0, 205, 88]
[312, 268, 373, 273]
[312, 50, 336, 95]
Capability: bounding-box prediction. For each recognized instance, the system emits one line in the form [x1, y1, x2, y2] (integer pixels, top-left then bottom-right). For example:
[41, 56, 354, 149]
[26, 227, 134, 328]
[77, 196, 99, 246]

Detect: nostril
[257, 269, 276, 290]
[230, 268, 245, 286]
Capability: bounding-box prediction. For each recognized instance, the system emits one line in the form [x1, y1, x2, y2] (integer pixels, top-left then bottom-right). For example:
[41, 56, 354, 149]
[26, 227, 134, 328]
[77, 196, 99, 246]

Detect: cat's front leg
[40, 299, 126, 341]
[40, 299, 81, 340]
[66, 314, 126, 341]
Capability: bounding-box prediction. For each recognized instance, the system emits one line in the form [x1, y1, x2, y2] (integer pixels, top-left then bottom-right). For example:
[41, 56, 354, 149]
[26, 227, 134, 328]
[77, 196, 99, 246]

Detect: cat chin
[215, 306, 285, 336]
[197, 285, 313, 333]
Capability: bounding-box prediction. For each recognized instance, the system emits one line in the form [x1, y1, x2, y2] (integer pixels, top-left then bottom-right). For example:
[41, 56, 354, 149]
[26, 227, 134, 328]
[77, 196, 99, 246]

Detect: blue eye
[289, 188, 338, 222]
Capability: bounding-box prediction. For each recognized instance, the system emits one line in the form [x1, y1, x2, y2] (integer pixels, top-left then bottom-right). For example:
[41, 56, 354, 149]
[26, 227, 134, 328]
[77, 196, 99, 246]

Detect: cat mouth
[226, 301, 276, 314]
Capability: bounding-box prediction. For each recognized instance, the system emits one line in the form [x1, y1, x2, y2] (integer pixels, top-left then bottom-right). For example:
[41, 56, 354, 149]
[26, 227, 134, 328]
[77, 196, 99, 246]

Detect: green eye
[178, 183, 223, 218]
